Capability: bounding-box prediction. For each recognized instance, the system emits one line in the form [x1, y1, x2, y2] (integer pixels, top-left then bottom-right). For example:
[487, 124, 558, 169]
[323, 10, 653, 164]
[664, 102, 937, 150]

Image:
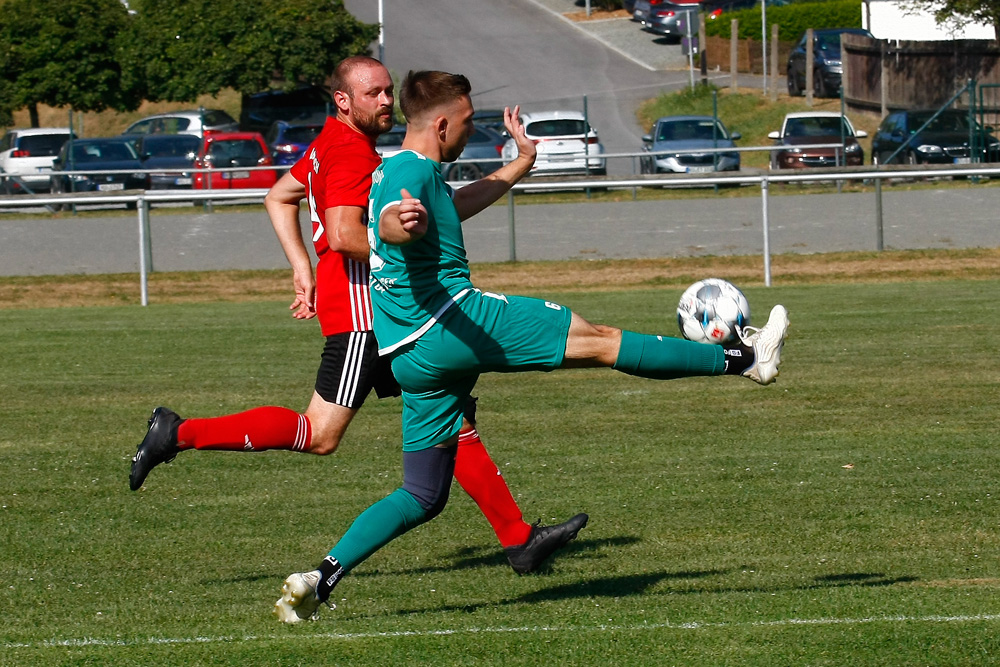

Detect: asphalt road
[341, 0, 712, 163]
[4, 185, 998, 277]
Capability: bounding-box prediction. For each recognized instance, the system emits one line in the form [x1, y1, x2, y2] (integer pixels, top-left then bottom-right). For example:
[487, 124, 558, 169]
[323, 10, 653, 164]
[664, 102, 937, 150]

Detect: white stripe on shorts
[336, 331, 367, 406]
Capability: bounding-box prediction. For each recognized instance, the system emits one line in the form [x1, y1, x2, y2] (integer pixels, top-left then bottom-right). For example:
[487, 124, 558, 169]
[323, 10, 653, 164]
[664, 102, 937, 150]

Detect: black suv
[870, 109, 1000, 165]
[240, 85, 332, 135]
[786, 28, 873, 98]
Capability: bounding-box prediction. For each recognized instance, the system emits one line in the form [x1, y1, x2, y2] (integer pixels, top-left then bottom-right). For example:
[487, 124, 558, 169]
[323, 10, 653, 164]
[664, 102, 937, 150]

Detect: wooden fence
[842, 34, 1000, 117]
[704, 35, 793, 74]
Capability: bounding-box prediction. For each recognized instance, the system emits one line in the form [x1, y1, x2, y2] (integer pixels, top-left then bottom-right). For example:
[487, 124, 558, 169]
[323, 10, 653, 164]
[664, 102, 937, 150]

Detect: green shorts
[389, 290, 573, 451]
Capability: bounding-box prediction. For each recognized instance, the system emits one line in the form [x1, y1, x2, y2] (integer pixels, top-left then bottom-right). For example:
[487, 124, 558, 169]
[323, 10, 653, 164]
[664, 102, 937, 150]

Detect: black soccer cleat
[504, 513, 589, 575]
[129, 407, 184, 491]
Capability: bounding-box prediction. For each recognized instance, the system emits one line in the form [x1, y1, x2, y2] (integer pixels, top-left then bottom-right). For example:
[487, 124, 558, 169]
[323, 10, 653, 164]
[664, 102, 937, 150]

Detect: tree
[121, 0, 379, 103]
[899, 0, 1000, 41]
[0, 0, 142, 127]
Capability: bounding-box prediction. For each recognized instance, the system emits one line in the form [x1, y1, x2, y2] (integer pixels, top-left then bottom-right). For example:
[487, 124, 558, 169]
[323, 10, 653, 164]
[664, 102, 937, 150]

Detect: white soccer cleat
[737, 304, 789, 386]
[274, 570, 327, 624]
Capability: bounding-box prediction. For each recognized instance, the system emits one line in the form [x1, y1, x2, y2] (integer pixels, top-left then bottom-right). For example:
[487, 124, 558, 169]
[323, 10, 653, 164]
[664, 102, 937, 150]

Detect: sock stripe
[294, 414, 309, 451]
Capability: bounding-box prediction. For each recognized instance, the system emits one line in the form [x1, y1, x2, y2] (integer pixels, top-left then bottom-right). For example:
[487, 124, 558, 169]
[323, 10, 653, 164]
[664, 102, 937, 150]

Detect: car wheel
[787, 72, 802, 97]
[813, 70, 828, 98]
[906, 151, 920, 165]
[2, 175, 14, 196]
[451, 163, 484, 181]
[639, 156, 654, 174]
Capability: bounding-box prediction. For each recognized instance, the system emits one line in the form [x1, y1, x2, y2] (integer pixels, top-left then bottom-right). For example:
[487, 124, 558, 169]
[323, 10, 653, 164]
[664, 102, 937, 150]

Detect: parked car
[240, 85, 331, 135]
[136, 134, 201, 189]
[870, 108, 1000, 165]
[122, 109, 239, 138]
[501, 110, 606, 176]
[768, 111, 867, 169]
[0, 127, 74, 194]
[472, 109, 508, 134]
[641, 115, 741, 173]
[193, 132, 277, 190]
[786, 28, 874, 98]
[264, 116, 326, 167]
[442, 125, 506, 181]
[375, 125, 408, 159]
[50, 137, 149, 208]
[639, 1, 698, 41]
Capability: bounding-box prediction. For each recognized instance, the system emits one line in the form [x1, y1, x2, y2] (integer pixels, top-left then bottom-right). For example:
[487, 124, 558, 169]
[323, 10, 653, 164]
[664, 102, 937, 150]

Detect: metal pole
[874, 176, 884, 251]
[687, 16, 695, 90]
[507, 190, 517, 262]
[761, 1, 767, 95]
[138, 197, 151, 306]
[761, 177, 772, 287]
[378, 0, 385, 63]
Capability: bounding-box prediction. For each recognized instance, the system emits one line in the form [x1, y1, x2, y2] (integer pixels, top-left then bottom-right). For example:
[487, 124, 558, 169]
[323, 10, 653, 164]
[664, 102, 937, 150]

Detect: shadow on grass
[349, 535, 641, 578]
[371, 569, 919, 618]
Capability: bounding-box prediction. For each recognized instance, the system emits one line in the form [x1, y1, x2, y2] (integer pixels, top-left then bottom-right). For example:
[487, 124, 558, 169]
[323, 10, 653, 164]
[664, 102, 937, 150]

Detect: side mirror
[642, 134, 652, 144]
[855, 130, 868, 138]
[730, 131, 742, 141]
[768, 130, 780, 140]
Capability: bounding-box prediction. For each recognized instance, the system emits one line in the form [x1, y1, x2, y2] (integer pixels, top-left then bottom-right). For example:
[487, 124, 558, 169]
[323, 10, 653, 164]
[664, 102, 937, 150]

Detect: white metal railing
[3, 161, 999, 304]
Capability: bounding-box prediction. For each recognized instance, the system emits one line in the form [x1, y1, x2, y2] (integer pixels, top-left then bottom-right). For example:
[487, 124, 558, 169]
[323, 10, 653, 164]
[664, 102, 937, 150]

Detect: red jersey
[289, 117, 381, 336]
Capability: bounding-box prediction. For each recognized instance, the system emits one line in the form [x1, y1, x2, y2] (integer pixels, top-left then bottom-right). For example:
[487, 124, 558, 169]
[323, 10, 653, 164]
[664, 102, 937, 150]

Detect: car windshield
[143, 135, 201, 157]
[283, 126, 323, 144]
[909, 112, 973, 133]
[657, 120, 726, 141]
[525, 119, 591, 138]
[785, 116, 850, 137]
[18, 134, 71, 156]
[71, 142, 137, 163]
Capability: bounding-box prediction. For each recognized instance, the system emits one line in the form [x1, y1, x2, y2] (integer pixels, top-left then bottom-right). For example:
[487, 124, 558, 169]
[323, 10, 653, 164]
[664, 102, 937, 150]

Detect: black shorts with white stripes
[314, 331, 401, 409]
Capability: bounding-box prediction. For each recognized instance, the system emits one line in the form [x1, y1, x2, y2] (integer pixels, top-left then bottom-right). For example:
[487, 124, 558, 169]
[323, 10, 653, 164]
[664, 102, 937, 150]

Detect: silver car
[641, 115, 741, 173]
[122, 109, 238, 138]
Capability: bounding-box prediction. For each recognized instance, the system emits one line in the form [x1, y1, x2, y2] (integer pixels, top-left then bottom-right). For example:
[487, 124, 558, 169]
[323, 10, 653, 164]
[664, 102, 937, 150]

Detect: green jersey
[367, 150, 474, 355]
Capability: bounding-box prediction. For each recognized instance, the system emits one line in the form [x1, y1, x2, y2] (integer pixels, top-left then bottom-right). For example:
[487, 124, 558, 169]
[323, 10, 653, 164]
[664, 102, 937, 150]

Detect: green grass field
[2, 278, 1000, 665]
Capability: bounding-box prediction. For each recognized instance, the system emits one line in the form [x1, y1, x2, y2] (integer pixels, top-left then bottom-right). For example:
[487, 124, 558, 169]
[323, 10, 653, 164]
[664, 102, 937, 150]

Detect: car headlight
[845, 143, 862, 153]
[70, 174, 89, 182]
[916, 144, 943, 154]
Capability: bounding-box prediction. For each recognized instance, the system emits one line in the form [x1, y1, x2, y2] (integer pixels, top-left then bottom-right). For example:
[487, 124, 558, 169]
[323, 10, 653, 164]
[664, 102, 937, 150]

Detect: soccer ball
[677, 278, 750, 345]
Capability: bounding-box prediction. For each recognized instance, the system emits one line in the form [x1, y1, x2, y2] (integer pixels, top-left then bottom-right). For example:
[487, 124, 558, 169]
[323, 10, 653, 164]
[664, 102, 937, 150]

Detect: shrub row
[705, 0, 863, 41]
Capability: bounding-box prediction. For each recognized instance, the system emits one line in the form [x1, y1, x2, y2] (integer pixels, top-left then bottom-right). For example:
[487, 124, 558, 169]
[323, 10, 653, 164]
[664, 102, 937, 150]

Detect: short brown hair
[399, 70, 472, 121]
[330, 55, 384, 97]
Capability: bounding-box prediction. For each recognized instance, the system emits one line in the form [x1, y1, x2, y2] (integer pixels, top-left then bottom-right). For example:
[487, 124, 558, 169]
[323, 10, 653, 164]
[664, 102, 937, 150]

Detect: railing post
[761, 176, 772, 287]
[138, 196, 151, 306]
[507, 190, 517, 262]
[874, 175, 884, 251]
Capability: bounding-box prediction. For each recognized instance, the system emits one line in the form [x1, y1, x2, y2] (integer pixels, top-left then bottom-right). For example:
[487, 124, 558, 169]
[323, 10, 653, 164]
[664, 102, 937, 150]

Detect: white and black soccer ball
[677, 278, 751, 345]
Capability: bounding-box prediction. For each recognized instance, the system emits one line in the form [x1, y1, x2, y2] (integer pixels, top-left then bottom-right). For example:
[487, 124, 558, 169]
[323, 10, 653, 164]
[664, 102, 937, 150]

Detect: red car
[193, 132, 277, 189]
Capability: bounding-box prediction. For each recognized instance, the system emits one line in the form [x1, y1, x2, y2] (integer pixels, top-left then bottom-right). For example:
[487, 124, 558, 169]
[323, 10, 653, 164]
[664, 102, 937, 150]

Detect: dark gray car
[443, 125, 506, 181]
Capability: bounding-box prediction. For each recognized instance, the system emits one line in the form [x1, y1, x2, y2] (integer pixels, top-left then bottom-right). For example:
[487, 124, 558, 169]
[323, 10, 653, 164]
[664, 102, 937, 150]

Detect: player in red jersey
[129, 56, 586, 579]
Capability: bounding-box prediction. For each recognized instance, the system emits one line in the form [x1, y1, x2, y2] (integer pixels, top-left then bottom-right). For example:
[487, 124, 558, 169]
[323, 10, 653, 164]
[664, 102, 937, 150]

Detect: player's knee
[307, 434, 342, 456]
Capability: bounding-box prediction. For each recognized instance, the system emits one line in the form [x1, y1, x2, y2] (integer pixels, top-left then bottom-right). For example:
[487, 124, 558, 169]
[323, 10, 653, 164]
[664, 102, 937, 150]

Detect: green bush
[706, 0, 862, 41]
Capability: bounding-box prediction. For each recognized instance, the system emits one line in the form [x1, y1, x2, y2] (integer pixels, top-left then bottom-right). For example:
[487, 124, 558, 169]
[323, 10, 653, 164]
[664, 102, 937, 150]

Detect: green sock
[328, 488, 427, 571]
[613, 330, 726, 379]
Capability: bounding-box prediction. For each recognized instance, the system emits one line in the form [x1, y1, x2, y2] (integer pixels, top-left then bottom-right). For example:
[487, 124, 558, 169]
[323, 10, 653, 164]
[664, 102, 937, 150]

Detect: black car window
[72, 142, 136, 162]
[526, 119, 589, 138]
[0, 134, 11, 151]
[209, 139, 263, 162]
[202, 110, 235, 126]
[284, 126, 323, 144]
[143, 136, 200, 157]
[18, 134, 70, 156]
[911, 112, 970, 133]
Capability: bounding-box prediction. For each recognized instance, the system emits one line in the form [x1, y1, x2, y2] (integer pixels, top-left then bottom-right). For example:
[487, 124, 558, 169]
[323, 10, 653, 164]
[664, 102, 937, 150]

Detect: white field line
[6, 613, 1000, 650]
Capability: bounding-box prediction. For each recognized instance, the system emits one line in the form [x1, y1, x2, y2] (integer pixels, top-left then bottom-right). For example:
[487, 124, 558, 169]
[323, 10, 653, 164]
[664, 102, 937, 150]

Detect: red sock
[176, 407, 311, 452]
[454, 427, 531, 548]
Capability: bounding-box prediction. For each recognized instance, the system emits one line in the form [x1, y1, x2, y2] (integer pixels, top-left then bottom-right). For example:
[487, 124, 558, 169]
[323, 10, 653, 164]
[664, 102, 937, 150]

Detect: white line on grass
[6, 613, 1000, 650]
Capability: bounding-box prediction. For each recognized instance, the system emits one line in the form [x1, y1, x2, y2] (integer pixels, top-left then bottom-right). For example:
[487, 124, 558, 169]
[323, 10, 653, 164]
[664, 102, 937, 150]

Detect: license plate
[98, 183, 124, 191]
[175, 177, 192, 185]
[686, 165, 714, 173]
[954, 157, 971, 164]
[223, 171, 250, 179]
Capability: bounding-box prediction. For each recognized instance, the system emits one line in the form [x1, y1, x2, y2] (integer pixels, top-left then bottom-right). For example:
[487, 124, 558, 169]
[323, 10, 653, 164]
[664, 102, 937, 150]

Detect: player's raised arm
[378, 188, 428, 245]
[452, 105, 536, 221]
